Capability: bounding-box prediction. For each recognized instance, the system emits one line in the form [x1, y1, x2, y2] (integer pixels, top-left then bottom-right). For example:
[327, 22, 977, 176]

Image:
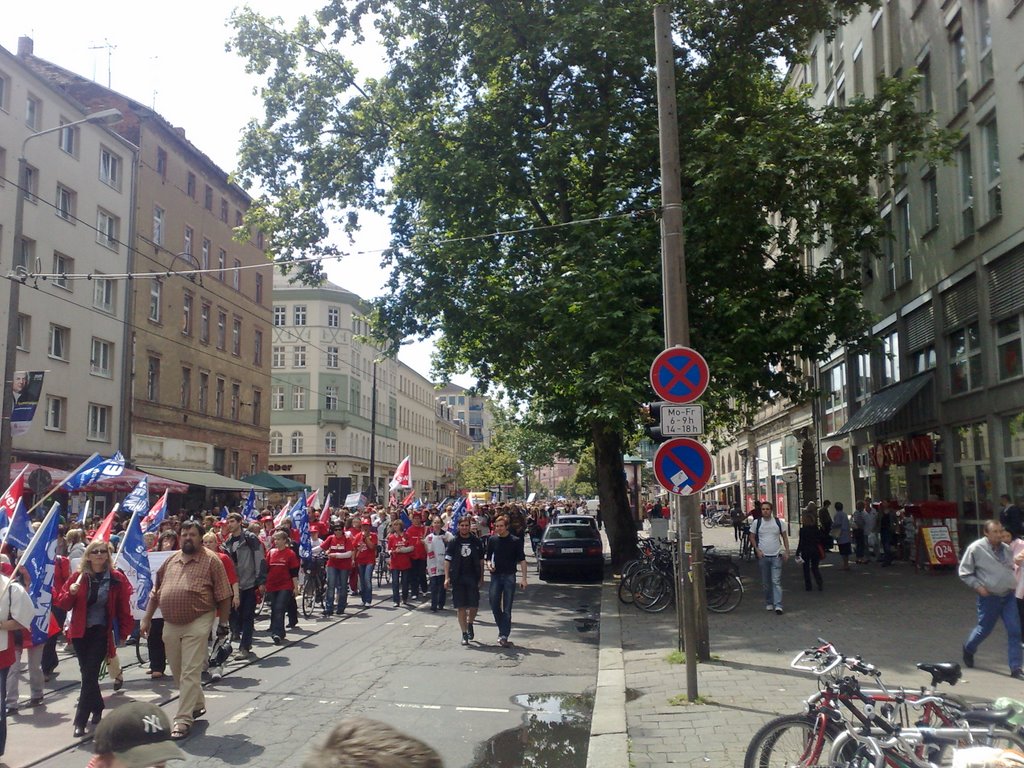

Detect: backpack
[754, 517, 783, 544]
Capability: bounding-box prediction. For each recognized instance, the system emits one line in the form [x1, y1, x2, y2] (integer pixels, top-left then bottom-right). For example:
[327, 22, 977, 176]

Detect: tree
[457, 443, 521, 494]
[230, 0, 951, 565]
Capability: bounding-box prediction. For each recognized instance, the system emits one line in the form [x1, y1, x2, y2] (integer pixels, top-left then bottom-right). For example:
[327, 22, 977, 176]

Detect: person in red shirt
[321, 523, 354, 616]
[406, 512, 428, 600]
[352, 519, 378, 608]
[387, 520, 413, 607]
[265, 530, 300, 644]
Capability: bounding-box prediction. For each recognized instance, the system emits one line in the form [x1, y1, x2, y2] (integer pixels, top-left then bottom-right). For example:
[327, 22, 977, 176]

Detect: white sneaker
[765, 605, 774, 611]
[209, 666, 223, 682]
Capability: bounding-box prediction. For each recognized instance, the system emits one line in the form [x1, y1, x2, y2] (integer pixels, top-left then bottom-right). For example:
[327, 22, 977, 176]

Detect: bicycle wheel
[634, 571, 673, 613]
[744, 713, 840, 768]
[702, 516, 715, 529]
[134, 636, 149, 667]
[618, 575, 638, 605]
[302, 574, 318, 618]
[707, 573, 743, 614]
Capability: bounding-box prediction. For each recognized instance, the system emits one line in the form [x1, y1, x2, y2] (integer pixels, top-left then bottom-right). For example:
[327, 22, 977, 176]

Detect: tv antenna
[88, 39, 117, 88]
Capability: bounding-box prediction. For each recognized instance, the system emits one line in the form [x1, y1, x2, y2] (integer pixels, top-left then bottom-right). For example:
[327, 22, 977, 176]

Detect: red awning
[9, 462, 188, 494]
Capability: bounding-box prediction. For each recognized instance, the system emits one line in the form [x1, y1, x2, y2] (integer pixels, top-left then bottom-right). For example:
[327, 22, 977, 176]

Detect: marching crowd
[0, 497, 591, 759]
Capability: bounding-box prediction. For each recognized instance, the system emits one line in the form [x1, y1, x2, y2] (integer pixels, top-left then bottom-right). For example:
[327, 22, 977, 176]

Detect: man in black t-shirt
[444, 517, 485, 646]
[485, 515, 528, 647]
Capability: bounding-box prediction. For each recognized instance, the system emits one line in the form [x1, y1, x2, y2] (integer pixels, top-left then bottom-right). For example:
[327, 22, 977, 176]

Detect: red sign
[869, 435, 934, 469]
[825, 445, 845, 463]
[649, 347, 709, 404]
[653, 438, 713, 496]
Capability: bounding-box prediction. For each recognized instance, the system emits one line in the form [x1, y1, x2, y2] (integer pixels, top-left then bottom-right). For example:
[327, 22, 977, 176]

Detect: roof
[135, 466, 270, 492]
[830, 374, 933, 437]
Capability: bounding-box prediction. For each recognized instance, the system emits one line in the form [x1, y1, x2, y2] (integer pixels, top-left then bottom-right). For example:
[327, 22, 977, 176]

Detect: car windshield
[544, 526, 593, 540]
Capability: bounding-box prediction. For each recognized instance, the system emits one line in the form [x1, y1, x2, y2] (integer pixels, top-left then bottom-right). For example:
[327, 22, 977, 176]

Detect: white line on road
[455, 706, 510, 713]
[395, 703, 442, 710]
[225, 707, 255, 724]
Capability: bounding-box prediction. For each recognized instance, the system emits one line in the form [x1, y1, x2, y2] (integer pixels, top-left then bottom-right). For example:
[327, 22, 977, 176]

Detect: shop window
[954, 421, 991, 534]
[996, 315, 1023, 381]
[1002, 413, 1024, 506]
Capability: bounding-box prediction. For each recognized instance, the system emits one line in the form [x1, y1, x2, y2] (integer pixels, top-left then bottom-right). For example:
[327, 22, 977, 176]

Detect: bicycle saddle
[960, 707, 1015, 725]
[916, 661, 962, 686]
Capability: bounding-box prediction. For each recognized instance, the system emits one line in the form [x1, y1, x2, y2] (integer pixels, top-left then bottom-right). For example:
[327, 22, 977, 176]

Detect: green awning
[240, 471, 311, 492]
[136, 466, 270, 492]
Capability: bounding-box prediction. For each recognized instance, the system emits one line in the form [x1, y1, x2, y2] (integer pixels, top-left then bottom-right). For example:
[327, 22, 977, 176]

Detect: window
[182, 292, 194, 335]
[231, 382, 241, 420]
[271, 385, 285, 410]
[153, 206, 165, 245]
[918, 55, 932, 113]
[950, 26, 968, 113]
[201, 239, 212, 271]
[270, 431, 283, 455]
[204, 185, 213, 210]
[256, 231, 265, 250]
[254, 329, 263, 366]
[325, 385, 339, 410]
[25, 94, 41, 129]
[49, 324, 69, 360]
[15, 236, 34, 270]
[982, 117, 1001, 220]
[232, 259, 241, 290]
[293, 305, 307, 326]
[232, 318, 241, 356]
[255, 273, 264, 304]
[186, 172, 196, 199]
[251, 389, 262, 425]
[99, 147, 122, 190]
[147, 357, 161, 401]
[293, 345, 307, 368]
[183, 226, 193, 257]
[149, 280, 162, 322]
[93, 278, 115, 314]
[881, 330, 900, 386]
[823, 363, 848, 434]
[87, 404, 111, 442]
[215, 377, 225, 417]
[895, 197, 911, 284]
[156, 147, 167, 179]
[90, 338, 113, 377]
[292, 386, 306, 410]
[911, 346, 937, 374]
[52, 252, 73, 291]
[976, 0, 993, 84]
[273, 306, 286, 326]
[96, 209, 119, 251]
[199, 303, 209, 342]
[327, 307, 340, 328]
[217, 249, 226, 279]
[235, 210, 243, 227]
[199, 372, 209, 413]
[0, 72, 8, 111]
[181, 367, 192, 408]
[957, 141, 974, 237]
[949, 322, 982, 394]
[996, 316, 1023, 381]
[808, 47, 819, 91]
[923, 168, 939, 233]
[325, 431, 338, 454]
[272, 345, 286, 368]
[0, 146, 6, 187]
[56, 185, 76, 220]
[220, 198, 228, 222]
[881, 210, 895, 293]
[216, 310, 227, 350]
[17, 314, 30, 351]
[45, 396, 65, 432]
[291, 431, 304, 454]
[326, 346, 339, 369]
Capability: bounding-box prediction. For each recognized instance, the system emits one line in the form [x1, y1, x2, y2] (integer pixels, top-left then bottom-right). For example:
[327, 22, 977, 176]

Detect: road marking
[225, 707, 255, 724]
[395, 703, 442, 710]
[456, 706, 509, 713]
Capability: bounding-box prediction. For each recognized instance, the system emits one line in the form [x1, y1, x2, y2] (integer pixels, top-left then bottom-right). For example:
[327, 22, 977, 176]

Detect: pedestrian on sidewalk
[221, 512, 266, 658]
[852, 501, 868, 564]
[445, 516, 485, 646]
[265, 530, 301, 644]
[750, 500, 790, 615]
[141, 520, 232, 740]
[353, 519, 378, 608]
[320, 521, 353, 617]
[797, 507, 824, 592]
[387, 520, 414, 607]
[425, 516, 453, 611]
[832, 501, 852, 570]
[959, 520, 1024, 678]
[485, 515, 528, 647]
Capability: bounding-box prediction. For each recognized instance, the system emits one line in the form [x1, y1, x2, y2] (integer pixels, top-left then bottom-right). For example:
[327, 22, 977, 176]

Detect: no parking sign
[653, 438, 713, 496]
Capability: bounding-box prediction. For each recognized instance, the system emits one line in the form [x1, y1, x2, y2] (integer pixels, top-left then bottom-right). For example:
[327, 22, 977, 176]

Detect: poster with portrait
[11, 370, 44, 437]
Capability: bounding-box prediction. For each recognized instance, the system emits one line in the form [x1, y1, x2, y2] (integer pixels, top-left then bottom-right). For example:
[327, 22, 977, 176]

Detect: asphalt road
[8, 574, 602, 768]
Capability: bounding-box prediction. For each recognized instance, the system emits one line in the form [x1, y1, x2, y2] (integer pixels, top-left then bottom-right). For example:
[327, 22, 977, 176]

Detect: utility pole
[367, 359, 378, 502]
[654, 4, 709, 701]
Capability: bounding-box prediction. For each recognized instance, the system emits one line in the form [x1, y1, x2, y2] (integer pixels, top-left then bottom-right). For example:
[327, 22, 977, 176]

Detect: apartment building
[19, 37, 273, 487]
[0, 42, 135, 470]
[715, 0, 1024, 533]
[435, 383, 494, 446]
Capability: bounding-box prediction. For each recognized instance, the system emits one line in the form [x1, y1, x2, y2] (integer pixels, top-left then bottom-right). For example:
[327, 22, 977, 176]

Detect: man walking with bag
[749, 501, 790, 615]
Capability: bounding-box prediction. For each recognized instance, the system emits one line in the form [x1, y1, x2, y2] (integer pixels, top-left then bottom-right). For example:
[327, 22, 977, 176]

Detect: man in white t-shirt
[749, 500, 791, 614]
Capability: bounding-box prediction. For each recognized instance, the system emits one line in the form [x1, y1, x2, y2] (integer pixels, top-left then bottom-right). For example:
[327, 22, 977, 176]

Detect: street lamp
[1, 108, 122, 493]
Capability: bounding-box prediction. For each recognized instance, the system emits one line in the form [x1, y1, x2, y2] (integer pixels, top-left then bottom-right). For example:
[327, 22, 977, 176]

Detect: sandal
[170, 722, 191, 740]
[192, 707, 207, 719]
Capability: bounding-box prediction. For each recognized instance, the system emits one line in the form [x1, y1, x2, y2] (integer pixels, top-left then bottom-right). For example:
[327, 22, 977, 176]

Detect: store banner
[11, 370, 44, 437]
[921, 525, 958, 566]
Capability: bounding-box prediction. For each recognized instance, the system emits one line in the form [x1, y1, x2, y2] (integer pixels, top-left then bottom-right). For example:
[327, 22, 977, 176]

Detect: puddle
[625, 687, 643, 702]
[572, 616, 599, 633]
[468, 692, 594, 768]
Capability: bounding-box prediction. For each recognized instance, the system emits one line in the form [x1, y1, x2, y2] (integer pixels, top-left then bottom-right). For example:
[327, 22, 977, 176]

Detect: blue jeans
[391, 569, 410, 604]
[325, 568, 349, 613]
[489, 573, 517, 639]
[269, 590, 291, 639]
[965, 593, 1023, 671]
[231, 587, 257, 650]
[758, 555, 784, 608]
[358, 563, 374, 605]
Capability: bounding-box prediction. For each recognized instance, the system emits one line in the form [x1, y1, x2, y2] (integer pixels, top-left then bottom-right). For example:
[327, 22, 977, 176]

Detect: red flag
[274, 498, 293, 526]
[91, 507, 119, 542]
[401, 489, 415, 506]
[318, 493, 333, 526]
[0, 467, 26, 519]
[389, 456, 411, 492]
[307, 488, 319, 507]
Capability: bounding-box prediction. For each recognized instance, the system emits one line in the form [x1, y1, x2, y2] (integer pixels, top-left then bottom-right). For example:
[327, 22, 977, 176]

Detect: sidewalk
[588, 523, 1024, 767]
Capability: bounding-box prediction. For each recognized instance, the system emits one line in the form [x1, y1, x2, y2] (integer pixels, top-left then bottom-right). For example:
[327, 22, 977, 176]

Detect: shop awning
[701, 480, 739, 495]
[830, 374, 933, 437]
[81, 468, 190, 495]
[135, 466, 271, 492]
[240, 471, 311, 492]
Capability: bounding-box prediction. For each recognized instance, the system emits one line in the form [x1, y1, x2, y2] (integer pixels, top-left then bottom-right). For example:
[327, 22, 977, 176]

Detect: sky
[6, 0, 474, 388]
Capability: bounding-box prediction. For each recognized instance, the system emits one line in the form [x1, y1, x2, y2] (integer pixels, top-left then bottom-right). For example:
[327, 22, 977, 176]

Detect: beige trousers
[163, 612, 215, 725]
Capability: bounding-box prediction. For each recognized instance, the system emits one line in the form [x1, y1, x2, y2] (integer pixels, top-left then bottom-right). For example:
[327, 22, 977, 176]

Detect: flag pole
[0, 501, 61, 603]
[18, 452, 104, 519]
[0, 467, 29, 555]
[111, 502, 142, 570]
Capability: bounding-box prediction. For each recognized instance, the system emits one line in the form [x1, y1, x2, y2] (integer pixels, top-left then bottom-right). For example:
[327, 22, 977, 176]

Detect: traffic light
[641, 401, 669, 443]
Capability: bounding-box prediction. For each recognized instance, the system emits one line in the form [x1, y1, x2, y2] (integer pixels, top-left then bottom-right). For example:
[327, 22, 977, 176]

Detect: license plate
[562, 547, 583, 554]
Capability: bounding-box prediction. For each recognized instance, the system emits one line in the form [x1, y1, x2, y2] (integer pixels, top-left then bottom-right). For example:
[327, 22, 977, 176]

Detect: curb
[586, 579, 629, 768]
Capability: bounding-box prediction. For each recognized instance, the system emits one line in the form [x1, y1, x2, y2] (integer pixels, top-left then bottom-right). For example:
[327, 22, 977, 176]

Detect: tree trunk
[592, 421, 638, 568]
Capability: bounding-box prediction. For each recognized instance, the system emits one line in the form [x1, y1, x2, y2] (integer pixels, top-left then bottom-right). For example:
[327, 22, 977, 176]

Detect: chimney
[17, 36, 34, 57]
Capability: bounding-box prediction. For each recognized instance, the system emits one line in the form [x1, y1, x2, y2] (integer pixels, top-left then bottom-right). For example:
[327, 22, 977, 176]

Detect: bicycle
[301, 555, 328, 618]
[739, 524, 755, 561]
[702, 509, 732, 528]
[376, 545, 391, 588]
[625, 543, 743, 614]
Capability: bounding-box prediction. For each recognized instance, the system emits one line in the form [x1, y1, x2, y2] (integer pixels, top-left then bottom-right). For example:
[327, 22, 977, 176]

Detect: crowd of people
[0, 496, 592, 758]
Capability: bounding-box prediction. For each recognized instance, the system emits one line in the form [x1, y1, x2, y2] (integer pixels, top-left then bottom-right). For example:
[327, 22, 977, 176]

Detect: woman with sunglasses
[54, 539, 134, 737]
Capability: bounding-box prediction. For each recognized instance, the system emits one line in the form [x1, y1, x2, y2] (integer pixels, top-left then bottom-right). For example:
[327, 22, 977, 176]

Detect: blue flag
[118, 506, 153, 616]
[241, 489, 258, 522]
[399, 509, 412, 528]
[1, 498, 34, 550]
[121, 476, 150, 519]
[76, 500, 91, 526]
[62, 451, 125, 492]
[219, 505, 230, 521]
[447, 497, 467, 534]
[19, 503, 61, 644]
[410, 498, 423, 511]
[292, 491, 312, 561]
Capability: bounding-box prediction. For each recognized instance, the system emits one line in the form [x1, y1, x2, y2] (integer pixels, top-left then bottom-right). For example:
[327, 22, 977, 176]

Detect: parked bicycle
[702, 508, 732, 528]
[619, 539, 742, 614]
